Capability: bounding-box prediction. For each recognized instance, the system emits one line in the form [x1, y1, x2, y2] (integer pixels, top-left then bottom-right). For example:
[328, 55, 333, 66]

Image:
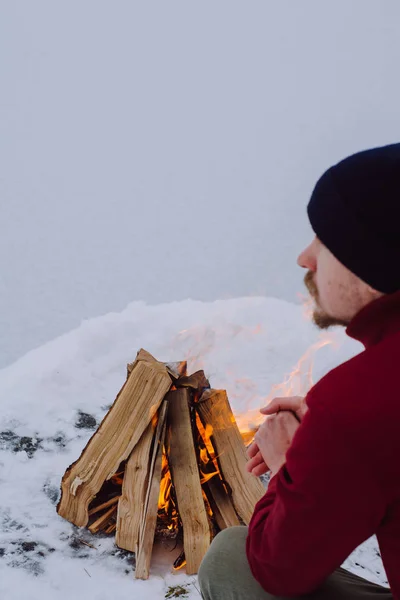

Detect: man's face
[297, 238, 382, 329]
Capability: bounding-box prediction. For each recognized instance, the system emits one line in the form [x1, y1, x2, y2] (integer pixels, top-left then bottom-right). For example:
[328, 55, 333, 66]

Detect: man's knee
[198, 526, 248, 599]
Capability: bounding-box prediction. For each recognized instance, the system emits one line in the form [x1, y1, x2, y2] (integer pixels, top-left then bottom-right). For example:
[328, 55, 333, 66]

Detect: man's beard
[304, 271, 349, 330]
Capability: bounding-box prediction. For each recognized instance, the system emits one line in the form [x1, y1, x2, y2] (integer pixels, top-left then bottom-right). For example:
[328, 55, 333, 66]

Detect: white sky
[1, 0, 400, 367]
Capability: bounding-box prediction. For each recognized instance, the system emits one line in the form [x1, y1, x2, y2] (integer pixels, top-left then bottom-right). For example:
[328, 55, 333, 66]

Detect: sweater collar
[346, 291, 400, 348]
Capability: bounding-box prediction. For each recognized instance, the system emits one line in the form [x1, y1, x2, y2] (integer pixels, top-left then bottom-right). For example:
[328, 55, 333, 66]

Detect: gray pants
[198, 527, 392, 599]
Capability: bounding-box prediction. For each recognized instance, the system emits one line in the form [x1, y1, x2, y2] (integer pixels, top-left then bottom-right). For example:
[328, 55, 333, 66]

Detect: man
[198, 143, 400, 599]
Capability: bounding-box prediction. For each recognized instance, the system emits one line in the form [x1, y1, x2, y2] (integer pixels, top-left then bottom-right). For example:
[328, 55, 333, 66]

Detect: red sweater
[247, 292, 400, 597]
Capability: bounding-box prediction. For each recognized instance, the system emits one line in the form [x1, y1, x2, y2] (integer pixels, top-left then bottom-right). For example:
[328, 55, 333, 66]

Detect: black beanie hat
[307, 143, 400, 294]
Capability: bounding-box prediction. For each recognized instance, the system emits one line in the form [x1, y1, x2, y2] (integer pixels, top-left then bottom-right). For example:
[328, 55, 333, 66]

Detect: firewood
[57, 353, 172, 527]
[128, 350, 187, 380]
[115, 402, 168, 553]
[206, 476, 240, 529]
[57, 346, 264, 579]
[89, 504, 117, 534]
[127, 348, 158, 375]
[104, 522, 117, 534]
[197, 389, 264, 525]
[142, 401, 169, 518]
[164, 361, 187, 380]
[176, 370, 210, 394]
[115, 420, 154, 552]
[165, 389, 211, 575]
[88, 495, 120, 517]
[135, 404, 168, 580]
[193, 412, 240, 530]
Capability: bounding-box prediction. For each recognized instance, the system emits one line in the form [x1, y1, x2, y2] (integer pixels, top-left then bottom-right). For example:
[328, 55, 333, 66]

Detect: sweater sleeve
[246, 386, 387, 597]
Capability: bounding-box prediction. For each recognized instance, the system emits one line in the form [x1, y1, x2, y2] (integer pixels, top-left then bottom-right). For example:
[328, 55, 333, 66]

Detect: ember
[57, 349, 264, 579]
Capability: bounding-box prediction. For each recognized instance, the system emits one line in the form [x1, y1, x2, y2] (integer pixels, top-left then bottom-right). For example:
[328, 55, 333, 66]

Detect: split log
[127, 349, 187, 380]
[127, 348, 159, 375]
[206, 476, 240, 529]
[176, 370, 210, 394]
[166, 389, 210, 575]
[164, 361, 188, 380]
[105, 522, 117, 534]
[135, 403, 169, 580]
[116, 401, 168, 554]
[88, 495, 120, 517]
[197, 389, 264, 525]
[89, 504, 117, 534]
[115, 420, 155, 552]
[193, 413, 240, 530]
[57, 352, 172, 527]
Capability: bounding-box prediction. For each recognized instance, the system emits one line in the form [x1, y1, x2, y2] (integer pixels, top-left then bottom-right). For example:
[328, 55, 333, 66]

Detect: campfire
[57, 349, 264, 579]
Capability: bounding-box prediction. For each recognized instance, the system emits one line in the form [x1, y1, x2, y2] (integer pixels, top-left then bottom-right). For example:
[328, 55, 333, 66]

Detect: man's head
[299, 143, 400, 329]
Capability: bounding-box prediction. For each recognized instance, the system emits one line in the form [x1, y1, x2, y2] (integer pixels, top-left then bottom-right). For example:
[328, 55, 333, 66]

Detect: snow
[2, 1, 400, 368]
[0, 296, 389, 598]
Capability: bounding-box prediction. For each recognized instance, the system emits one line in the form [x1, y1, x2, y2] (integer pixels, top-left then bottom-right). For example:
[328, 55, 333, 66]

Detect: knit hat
[307, 143, 400, 294]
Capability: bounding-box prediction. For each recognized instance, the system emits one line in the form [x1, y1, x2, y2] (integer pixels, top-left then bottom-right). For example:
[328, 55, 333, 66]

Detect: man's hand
[246, 396, 307, 477]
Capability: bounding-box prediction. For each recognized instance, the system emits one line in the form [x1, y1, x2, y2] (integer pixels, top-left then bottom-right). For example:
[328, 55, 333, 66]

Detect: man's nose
[297, 242, 317, 271]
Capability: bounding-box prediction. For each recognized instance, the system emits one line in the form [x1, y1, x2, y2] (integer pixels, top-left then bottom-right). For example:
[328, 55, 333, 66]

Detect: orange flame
[110, 471, 124, 485]
[196, 415, 216, 464]
[200, 471, 218, 485]
[199, 447, 209, 465]
[157, 451, 179, 533]
[236, 332, 335, 435]
[173, 553, 187, 571]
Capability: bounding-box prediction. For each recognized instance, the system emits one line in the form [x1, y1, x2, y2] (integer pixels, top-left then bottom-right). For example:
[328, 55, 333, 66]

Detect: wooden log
[88, 495, 120, 517]
[128, 350, 187, 380]
[197, 389, 264, 525]
[176, 370, 210, 393]
[141, 402, 169, 523]
[207, 476, 240, 529]
[164, 361, 187, 380]
[89, 504, 117, 534]
[116, 401, 168, 553]
[57, 353, 172, 527]
[104, 522, 117, 534]
[127, 348, 158, 375]
[193, 413, 240, 530]
[135, 405, 168, 580]
[115, 421, 154, 552]
[166, 389, 210, 575]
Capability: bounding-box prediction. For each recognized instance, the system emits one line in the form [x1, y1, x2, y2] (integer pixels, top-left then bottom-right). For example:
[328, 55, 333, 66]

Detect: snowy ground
[0, 297, 388, 598]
